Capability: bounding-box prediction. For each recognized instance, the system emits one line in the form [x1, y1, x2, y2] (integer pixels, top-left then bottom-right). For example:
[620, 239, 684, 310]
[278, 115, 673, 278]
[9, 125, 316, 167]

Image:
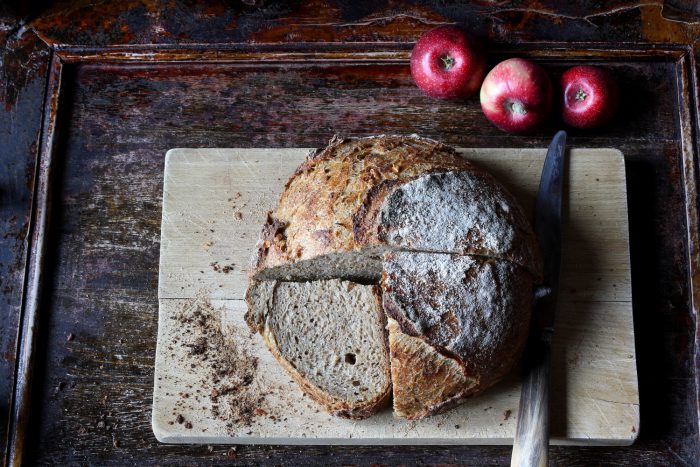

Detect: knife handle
[511, 334, 551, 467]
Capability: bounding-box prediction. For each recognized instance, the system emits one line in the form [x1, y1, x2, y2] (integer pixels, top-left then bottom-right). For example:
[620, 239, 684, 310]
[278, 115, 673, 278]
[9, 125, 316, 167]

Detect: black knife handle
[511, 332, 552, 467]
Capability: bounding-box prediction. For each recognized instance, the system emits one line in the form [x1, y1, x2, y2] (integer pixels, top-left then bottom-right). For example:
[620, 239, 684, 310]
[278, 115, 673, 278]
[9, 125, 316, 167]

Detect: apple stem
[440, 55, 455, 71]
[510, 101, 527, 115]
[576, 89, 587, 101]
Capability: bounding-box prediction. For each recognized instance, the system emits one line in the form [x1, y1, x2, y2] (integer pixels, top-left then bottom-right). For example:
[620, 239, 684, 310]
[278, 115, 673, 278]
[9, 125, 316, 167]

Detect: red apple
[410, 25, 486, 100]
[479, 58, 553, 133]
[561, 66, 619, 129]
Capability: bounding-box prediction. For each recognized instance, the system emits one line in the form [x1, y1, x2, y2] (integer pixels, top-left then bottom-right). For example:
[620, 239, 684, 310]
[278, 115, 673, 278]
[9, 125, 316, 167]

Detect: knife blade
[511, 130, 567, 467]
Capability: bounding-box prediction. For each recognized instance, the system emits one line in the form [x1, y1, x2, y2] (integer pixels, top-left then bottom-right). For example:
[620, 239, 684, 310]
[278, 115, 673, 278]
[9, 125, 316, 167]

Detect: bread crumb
[174, 293, 268, 432]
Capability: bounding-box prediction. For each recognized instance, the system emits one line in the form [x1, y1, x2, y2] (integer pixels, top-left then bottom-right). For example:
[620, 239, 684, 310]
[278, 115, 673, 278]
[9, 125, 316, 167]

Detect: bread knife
[511, 130, 567, 467]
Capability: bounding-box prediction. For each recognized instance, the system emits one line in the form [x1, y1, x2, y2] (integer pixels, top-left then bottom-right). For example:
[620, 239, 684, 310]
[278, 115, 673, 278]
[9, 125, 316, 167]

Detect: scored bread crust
[387, 318, 479, 420]
[251, 135, 477, 276]
[247, 135, 542, 420]
[377, 170, 542, 278]
[382, 251, 534, 418]
[245, 280, 392, 420]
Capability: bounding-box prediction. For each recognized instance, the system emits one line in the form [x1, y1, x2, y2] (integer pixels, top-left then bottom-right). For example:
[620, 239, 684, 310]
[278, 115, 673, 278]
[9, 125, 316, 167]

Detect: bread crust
[387, 318, 480, 420]
[377, 170, 542, 278]
[251, 135, 476, 276]
[248, 135, 542, 420]
[245, 280, 392, 420]
[382, 251, 533, 418]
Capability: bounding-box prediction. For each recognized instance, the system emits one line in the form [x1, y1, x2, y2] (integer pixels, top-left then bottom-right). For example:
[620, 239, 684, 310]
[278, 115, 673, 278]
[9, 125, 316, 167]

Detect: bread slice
[378, 170, 542, 278]
[382, 251, 533, 419]
[245, 279, 391, 419]
[253, 243, 385, 282]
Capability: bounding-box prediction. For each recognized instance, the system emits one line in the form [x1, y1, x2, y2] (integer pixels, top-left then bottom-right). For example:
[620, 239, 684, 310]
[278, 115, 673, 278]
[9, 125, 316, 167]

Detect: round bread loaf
[247, 135, 542, 420]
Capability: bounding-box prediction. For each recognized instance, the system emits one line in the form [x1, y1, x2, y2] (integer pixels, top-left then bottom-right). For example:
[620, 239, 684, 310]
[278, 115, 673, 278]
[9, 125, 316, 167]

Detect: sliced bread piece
[378, 170, 542, 278]
[245, 278, 391, 419]
[382, 251, 533, 419]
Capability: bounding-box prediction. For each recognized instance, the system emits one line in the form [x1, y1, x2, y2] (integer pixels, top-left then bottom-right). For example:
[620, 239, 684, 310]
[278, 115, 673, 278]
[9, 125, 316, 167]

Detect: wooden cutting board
[153, 147, 639, 445]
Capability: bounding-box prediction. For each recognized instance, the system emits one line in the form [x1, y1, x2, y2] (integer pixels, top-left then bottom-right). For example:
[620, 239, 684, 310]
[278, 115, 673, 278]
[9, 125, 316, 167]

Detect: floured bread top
[252, 135, 476, 274]
[382, 251, 533, 386]
[378, 171, 541, 277]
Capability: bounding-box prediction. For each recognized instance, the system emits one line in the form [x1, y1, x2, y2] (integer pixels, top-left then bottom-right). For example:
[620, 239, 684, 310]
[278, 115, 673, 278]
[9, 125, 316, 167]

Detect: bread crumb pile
[173, 293, 267, 431]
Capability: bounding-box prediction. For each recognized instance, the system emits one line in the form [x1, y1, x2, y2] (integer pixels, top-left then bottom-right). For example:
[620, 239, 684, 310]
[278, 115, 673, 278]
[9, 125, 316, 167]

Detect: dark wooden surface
[1, 1, 700, 465]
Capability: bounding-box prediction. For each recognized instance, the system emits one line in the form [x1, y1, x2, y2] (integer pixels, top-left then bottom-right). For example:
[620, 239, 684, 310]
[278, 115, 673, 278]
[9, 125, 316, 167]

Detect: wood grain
[155, 147, 638, 445]
[29, 0, 700, 47]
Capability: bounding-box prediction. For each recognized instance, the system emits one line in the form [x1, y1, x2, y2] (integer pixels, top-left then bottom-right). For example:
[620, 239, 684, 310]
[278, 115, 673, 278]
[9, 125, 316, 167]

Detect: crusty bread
[252, 136, 540, 282]
[245, 279, 391, 419]
[251, 135, 476, 281]
[247, 135, 541, 420]
[378, 171, 542, 278]
[387, 318, 478, 420]
[382, 251, 533, 418]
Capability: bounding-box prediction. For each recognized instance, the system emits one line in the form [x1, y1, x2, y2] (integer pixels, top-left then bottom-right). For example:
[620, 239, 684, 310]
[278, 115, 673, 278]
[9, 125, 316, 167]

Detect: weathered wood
[692, 40, 700, 443]
[6, 52, 62, 467]
[155, 148, 638, 446]
[28, 1, 700, 48]
[18, 55, 698, 464]
[678, 48, 700, 450]
[0, 0, 697, 464]
[0, 28, 51, 464]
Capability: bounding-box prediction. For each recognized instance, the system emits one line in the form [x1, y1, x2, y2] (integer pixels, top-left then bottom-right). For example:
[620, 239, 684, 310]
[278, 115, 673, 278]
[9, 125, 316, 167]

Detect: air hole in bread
[345, 353, 356, 365]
